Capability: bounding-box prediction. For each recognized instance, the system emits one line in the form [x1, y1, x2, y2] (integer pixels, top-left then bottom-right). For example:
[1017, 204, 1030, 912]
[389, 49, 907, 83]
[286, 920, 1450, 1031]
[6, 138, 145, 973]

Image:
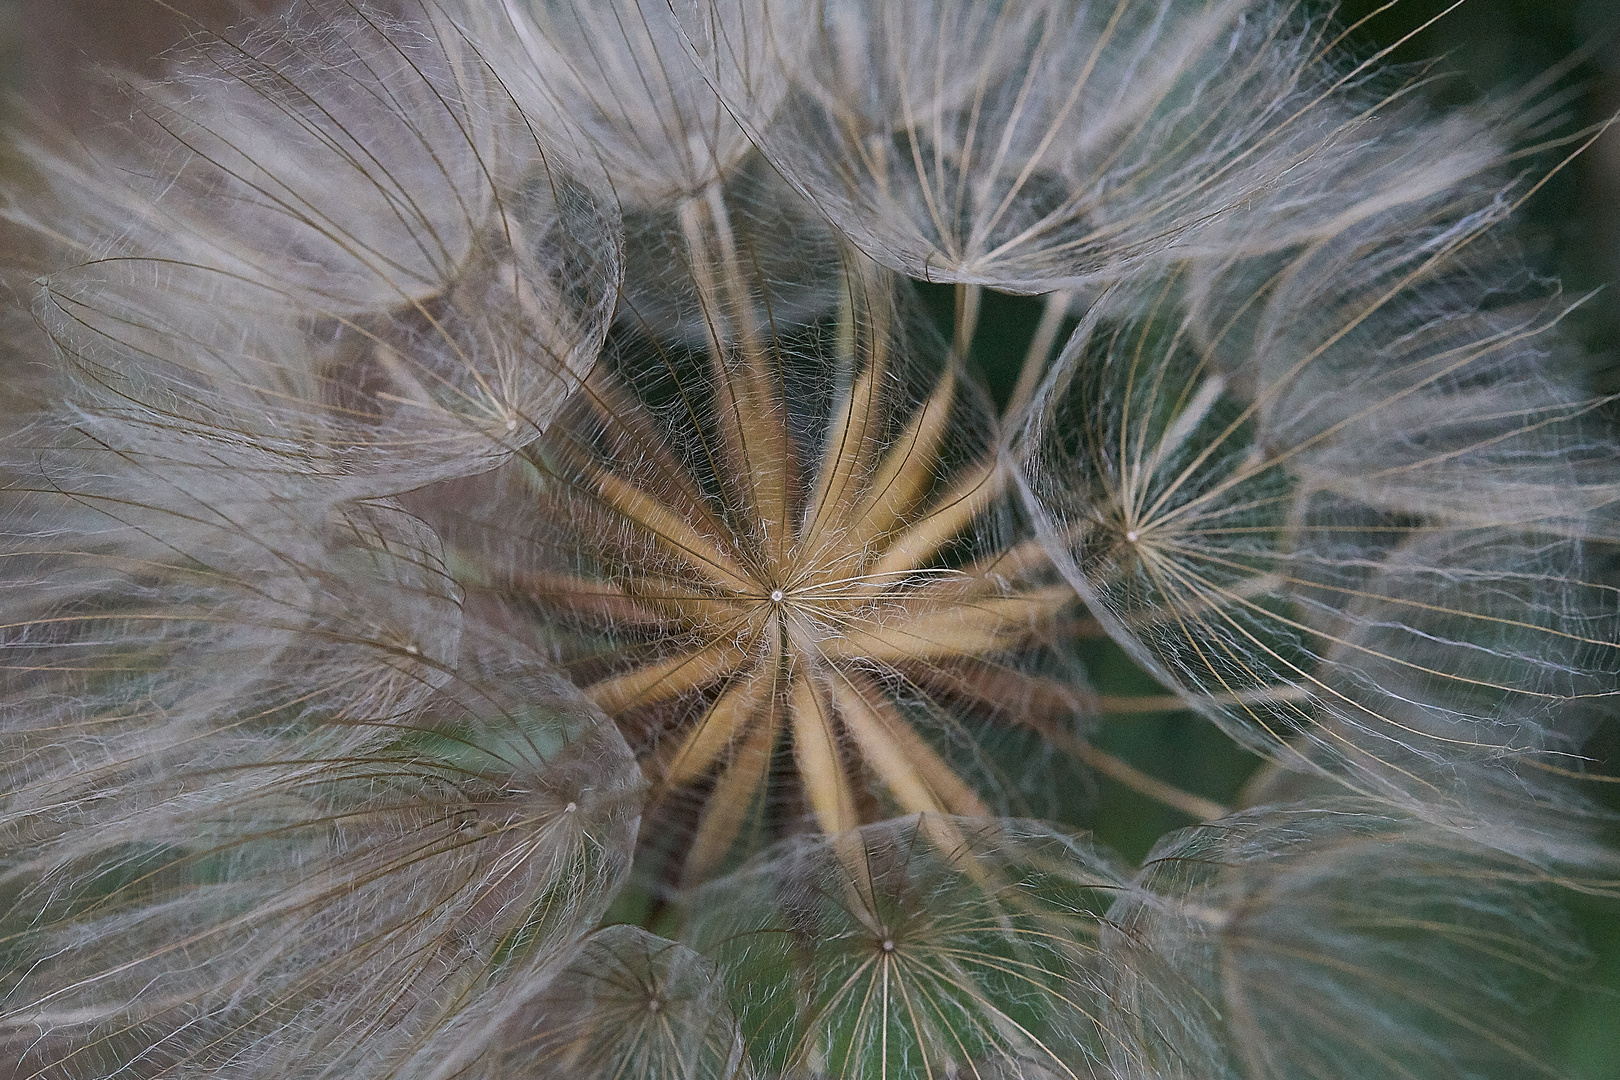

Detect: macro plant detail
[1103, 801, 1588, 1080]
[0, 0, 1616, 1078]
[432, 225, 1098, 887]
[681, 815, 1138, 1080]
[468, 923, 747, 1078]
[685, 0, 1508, 292]
[1019, 244, 1620, 837]
[5, 4, 621, 497]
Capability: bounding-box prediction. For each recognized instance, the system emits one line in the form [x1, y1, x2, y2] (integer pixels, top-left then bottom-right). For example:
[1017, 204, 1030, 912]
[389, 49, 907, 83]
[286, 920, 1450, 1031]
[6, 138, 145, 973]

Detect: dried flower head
[1, 0, 1616, 1078]
[425, 210, 1098, 887]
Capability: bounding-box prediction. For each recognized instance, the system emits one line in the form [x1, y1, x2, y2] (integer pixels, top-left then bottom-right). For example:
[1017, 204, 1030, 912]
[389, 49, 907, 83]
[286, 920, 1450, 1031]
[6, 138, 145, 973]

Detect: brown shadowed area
[17, 0, 277, 115]
[2, 1, 286, 413]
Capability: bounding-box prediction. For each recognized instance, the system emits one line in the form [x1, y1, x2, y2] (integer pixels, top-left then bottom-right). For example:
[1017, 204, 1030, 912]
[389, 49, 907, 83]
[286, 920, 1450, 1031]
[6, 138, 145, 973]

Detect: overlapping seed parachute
[1015, 197, 1620, 843]
[450, 0, 795, 208]
[0, 531, 643, 1074]
[0, 5, 644, 1073]
[7, 6, 619, 500]
[681, 815, 1139, 1080]
[457, 924, 748, 1080]
[678, 0, 1506, 295]
[1102, 803, 1586, 1080]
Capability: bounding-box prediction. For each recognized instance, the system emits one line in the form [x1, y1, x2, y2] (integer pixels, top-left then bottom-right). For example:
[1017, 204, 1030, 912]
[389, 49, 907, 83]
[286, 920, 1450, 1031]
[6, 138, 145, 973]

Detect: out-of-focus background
[1338, 7, 1620, 1076]
[0, 1, 1616, 1076]
[1341, 0, 1620, 368]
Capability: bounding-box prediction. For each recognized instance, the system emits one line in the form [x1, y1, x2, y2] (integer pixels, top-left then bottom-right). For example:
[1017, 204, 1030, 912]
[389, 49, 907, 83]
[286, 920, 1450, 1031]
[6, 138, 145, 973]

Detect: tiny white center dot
[881, 939, 896, 953]
[564, 802, 577, 813]
[505, 418, 518, 432]
[404, 644, 419, 655]
[1124, 530, 1140, 544]
[770, 589, 785, 603]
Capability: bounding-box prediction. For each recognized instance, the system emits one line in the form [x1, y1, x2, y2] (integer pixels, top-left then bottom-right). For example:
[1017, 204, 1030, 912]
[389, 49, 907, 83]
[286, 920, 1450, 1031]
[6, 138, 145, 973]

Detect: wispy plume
[0, 1, 1615, 1077]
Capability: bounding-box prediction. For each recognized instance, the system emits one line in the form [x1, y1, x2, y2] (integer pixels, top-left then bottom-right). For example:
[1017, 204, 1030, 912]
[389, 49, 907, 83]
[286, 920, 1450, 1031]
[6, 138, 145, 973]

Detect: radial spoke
[802, 262, 893, 556]
[501, 568, 744, 628]
[838, 668, 990, 819]
[580, 368, 735, 547]
[868, 458, 1001, 580]
[822, 589, 1065, 665]
[827, 365, 960, 565]
[545, 440, 755, 594]
[586, 628, 757, 714]
[684, 694, 781, 886]
[660, 665, 772, 788]
[790, 665, 859, 837]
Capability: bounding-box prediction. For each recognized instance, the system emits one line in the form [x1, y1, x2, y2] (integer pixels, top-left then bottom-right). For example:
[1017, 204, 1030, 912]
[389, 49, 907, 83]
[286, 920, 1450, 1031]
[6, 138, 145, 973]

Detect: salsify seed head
[420, 210, 1089, 886]
[1, 1, 1617, 1078]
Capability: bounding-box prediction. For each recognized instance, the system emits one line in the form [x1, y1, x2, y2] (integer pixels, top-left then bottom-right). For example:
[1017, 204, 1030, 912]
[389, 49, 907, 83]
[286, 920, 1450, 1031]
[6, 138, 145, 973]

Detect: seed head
[0, 0, 1614, 1077]
[427, 202, 1085, 884]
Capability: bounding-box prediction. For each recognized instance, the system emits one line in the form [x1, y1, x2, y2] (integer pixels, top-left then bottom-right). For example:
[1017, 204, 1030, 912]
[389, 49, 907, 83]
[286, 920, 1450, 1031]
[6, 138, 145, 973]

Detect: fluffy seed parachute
[1, 1, 1616, 1078]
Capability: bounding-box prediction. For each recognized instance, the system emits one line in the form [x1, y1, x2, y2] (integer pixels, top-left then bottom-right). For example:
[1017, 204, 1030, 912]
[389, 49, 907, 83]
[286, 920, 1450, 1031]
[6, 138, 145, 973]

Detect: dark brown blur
[0, 1, 279, 414]
[18, 0, 273, 117]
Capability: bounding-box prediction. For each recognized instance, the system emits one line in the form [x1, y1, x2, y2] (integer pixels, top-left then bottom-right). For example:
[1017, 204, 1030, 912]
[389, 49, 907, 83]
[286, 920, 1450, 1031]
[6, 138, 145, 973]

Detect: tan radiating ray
[586, 627, 761, 714]
[506, 567, 747, 629]
[544, 436, 756, 593]
[684, 694, 782, 886]
[802, 263, 895, 548]
[677, 191, 794, 549]
[436, 190, 1234, 885]
[789, 665, 860, 836]
[661, 668, 774, 789]
[813, 363, 959, 563]
[580, 368, 736, 544]
[835, 669, 990, 818]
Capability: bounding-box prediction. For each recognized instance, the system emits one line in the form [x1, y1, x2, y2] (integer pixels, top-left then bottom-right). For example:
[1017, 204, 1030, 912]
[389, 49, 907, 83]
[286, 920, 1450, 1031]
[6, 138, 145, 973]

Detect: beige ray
[789, 666, 859, 837]
[677, 192, 762, 527]
[683, 698, 780, 887]
[1029, 716, 1229, 821]
[830, 673, 946, 818]
[661, 666, 773, 789]
[953, 534, 1062, 589]
[676, 190, 796, 556]
[821, 589, 1071, 665]
[580, 368, 735, 549]
[801, 262, 894, 555]
[823, 365, 961, 568]
[836, 669, 989, 819]
[896, 581, 1077, 628]
[551, 440, 755, 594]
[868, 457, 1002, 580]
[503, 568, 744, 629]
[1004, 291, 1072, 426]
[586, 631, 756, 714]
[703, 182, 796, 558]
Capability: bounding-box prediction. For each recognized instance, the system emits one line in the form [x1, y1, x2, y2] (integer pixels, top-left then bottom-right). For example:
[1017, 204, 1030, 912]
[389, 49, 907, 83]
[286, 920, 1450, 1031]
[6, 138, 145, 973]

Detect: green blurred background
[0, 0, 1615, 1076]
[1309, 6, 1620, 1077]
